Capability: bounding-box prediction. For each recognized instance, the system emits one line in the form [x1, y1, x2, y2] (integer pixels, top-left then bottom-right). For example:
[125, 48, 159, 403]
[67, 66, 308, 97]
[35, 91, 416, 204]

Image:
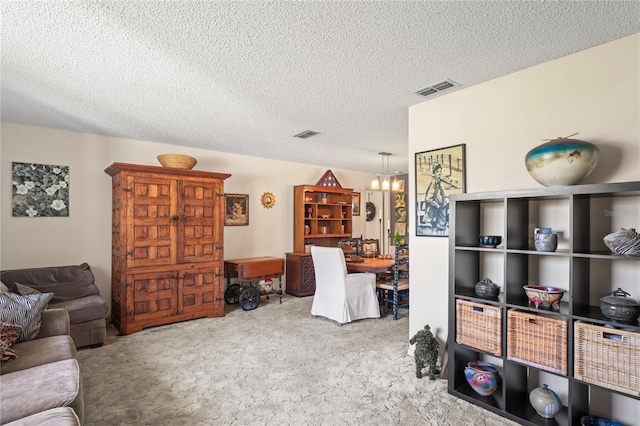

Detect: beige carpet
[77, 295, 515, 425]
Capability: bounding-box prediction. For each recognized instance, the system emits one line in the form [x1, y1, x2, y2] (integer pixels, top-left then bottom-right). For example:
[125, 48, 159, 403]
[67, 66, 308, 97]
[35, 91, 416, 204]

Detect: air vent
[415, 79, 458, 97]
[293, 130, 319, 139]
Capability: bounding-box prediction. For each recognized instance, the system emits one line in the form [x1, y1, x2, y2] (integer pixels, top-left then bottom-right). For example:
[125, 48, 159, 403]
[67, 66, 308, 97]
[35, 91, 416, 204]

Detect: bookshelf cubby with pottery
[448, 181, 640, 426]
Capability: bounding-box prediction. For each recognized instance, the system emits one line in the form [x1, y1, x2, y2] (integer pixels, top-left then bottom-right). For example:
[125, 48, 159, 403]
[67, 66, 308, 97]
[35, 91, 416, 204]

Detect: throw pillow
[0, 281, 8, 292]
[0, 292, 54, 342]
[0, 321, 23, 363]
[13, 283, 41, 296]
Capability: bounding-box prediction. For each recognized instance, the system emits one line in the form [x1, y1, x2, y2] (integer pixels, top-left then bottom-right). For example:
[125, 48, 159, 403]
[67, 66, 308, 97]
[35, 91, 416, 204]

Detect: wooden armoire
[105, 163, 231, 335]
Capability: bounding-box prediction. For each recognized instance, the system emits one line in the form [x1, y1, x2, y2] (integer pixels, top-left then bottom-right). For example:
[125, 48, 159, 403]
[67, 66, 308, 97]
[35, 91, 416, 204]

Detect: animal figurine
[410, 324, 440, 379]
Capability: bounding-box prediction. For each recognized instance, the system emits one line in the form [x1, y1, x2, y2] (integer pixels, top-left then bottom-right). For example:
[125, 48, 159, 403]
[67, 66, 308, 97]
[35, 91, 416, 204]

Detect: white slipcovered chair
[310, 246, 380, 324]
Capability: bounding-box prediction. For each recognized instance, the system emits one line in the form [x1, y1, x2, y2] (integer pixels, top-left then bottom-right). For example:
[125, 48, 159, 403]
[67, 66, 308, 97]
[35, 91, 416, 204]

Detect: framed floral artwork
[12, 162, 69, 217]
[415, 144, 466, 236]
[224, 194, 249, 226]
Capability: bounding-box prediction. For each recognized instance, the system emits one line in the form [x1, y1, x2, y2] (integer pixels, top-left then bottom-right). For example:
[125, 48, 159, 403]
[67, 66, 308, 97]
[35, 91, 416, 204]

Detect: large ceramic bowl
[525, 137, 599, 187]
[464, 361, 500, 396]
[523, 285, 566, 309]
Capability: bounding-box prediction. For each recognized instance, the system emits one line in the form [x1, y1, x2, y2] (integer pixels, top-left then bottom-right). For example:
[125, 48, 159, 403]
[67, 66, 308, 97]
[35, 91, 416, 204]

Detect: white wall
[408, 33, 639, 420]
[0, 122, 372, 312]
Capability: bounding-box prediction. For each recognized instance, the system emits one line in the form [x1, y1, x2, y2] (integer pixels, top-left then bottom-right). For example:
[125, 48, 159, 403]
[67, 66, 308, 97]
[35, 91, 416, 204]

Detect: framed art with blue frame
[415, 144, 466, 237]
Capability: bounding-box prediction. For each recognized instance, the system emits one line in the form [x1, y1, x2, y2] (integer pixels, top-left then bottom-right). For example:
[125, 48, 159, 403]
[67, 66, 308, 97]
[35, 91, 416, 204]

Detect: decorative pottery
[479, 235, 502, 248]
[603, 228, 640, 255]
[534, 227, 558, 252]
[464, 361, 500, 396]
[475, 277, 500, 298]
[580, 415, 623, 426]
[599, 288, 640, 322]
[529, 384, 561, 419]
[525, 137, 599, 187]
[523, 285, 566, 309]
[157, 153, 197, 169]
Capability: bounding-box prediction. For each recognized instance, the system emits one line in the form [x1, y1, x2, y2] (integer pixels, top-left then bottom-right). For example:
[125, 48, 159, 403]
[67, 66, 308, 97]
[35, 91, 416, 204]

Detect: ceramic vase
[534, 227, 558, 252]
[464, 361, 500, 396]
[525, 137, 599, 187]
[529, 384, 561, 418]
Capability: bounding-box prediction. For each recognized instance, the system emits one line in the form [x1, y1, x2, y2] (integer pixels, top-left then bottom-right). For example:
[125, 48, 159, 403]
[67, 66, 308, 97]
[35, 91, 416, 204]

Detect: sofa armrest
[36, 308, 70, 338]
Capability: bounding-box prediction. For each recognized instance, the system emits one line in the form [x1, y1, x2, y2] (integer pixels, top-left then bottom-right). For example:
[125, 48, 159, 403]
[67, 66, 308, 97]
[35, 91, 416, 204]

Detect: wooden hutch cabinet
[105, 163, 230, 334]
[286, 184, 353, 296]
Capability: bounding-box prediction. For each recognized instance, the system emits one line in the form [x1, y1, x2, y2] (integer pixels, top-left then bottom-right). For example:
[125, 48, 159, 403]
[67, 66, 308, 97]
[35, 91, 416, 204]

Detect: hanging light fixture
[372, 152, 392, 190]
[392, 175, 401, 192]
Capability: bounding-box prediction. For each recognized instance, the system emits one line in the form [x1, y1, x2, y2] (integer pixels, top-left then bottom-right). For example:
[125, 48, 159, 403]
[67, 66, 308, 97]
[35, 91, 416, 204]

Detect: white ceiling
[2, 1, 639, 175]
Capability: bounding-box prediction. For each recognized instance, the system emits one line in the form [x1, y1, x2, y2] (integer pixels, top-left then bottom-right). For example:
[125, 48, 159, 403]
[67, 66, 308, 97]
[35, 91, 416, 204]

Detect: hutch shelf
[448, 181, 640, 426]
[286, 184, 354, 296]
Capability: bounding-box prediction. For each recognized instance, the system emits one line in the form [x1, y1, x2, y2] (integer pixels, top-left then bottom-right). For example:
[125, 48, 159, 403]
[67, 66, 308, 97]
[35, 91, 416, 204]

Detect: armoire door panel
[178, 268, 222, 315]
[128, 272, 178, 323]
[126, 176, 179, 268]
[179, 180, 222, 264]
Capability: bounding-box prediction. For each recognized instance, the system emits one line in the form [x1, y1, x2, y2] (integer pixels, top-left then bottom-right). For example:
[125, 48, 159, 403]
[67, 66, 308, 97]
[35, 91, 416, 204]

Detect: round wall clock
[261, 192, 276, 209]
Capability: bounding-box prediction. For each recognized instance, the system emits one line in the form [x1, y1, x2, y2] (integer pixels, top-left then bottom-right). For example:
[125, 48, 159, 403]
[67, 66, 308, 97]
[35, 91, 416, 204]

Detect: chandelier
[371, 152, 401, 191]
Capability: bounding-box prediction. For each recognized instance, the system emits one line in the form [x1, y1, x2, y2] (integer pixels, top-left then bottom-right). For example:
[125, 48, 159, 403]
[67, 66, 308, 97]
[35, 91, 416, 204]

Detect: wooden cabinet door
[178, 179, 223, 264]
[128, 271, 178, 323]
[178, 267, 223, 316]
[125, 176, 178, 268]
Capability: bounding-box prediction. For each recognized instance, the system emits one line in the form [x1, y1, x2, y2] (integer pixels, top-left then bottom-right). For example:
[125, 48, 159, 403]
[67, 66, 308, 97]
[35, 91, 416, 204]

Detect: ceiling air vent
[293, 130, 319, 139]
[415, 79, 458, 97]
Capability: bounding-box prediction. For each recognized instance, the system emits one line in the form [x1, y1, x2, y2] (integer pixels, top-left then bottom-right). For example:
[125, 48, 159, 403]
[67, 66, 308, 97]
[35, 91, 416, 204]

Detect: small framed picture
[352, 192, 361, 216]
[224, 194, 249, 226]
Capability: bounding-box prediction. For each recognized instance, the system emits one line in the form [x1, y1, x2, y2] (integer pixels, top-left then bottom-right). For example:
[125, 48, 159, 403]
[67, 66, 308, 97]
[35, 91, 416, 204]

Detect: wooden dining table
[345, 258, 394, 274]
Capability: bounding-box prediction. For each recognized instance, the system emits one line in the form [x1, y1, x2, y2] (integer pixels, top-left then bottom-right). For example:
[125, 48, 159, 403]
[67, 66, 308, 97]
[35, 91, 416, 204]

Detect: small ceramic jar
[529, 384, 561, 418]
[475, 277, 500, 298]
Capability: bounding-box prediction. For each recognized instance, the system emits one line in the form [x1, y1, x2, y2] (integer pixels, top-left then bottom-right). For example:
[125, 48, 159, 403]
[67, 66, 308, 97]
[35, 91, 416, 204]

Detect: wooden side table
[224, 257, 285, 310]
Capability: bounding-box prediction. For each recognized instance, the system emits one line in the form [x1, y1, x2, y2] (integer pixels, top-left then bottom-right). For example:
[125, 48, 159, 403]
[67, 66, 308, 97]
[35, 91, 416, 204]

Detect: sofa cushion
[0, 322, 22, 363]
[0, 335, 76, 375]
[0, 292, 54, 342]
[0, 282, 8, 292]
[0, 359, 80, 424]
[0, 263, 98, 303]
[50, 294, 108, 324]
[3, 407, 81, 426]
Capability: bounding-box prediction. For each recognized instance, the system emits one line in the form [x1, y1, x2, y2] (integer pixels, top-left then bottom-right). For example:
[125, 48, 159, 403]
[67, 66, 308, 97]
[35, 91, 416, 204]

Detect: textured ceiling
[2, 1, 639, 175]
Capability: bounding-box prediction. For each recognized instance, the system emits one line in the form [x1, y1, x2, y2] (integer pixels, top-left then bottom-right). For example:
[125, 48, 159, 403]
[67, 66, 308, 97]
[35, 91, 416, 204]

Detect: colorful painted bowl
[525, 137, 599, 187]
[464, 361, 500, 396]
[523, 285, 566, 309]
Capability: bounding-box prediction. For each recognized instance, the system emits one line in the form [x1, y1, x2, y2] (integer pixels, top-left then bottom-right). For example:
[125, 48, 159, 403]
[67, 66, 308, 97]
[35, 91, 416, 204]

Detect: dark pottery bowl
[599, 288, 640, 322]
[580, 415, 623, 426]
[479, 235, 502, 248]
[475, 277, 500, 298]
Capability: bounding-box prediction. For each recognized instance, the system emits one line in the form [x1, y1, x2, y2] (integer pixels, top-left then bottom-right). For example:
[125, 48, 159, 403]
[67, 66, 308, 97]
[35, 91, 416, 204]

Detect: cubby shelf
[448, 181, 640, 426]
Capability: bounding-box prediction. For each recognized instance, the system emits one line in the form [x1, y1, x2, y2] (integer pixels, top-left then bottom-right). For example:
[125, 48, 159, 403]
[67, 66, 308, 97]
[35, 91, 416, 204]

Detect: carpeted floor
[77, 295, 515, 425]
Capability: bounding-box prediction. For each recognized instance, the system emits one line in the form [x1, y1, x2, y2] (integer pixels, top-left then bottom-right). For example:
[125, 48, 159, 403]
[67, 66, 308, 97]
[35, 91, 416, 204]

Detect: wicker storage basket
[157, 154, 197, 170]
[507, 309, 567, 375]
[575, 321, 640, 397]
[456, 299, 502, 356]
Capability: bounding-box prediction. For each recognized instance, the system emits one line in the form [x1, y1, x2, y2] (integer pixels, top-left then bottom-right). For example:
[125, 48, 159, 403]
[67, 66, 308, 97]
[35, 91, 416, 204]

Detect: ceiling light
[372, 152, 392, 191]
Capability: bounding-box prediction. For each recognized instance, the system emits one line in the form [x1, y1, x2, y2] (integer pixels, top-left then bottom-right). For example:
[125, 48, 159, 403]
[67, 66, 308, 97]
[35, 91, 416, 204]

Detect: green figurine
[410, 324, 440, 379]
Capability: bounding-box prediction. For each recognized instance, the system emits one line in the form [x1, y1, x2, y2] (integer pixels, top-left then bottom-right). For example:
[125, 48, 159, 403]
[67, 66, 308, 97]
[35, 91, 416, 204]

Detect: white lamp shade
[371, 176, 380, 190]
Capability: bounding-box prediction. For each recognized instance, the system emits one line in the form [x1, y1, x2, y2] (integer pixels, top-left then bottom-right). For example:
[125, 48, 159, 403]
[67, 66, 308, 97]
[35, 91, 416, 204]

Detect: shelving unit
[286, 184, 354, 296]
[448, 181, 640, 426]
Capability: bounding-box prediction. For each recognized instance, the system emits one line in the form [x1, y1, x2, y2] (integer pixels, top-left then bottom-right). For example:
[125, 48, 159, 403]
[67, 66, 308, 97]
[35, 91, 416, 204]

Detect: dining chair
[376, 244, 409, 320]
[310, 246, 381, 324]
[361, 239, 380, 258]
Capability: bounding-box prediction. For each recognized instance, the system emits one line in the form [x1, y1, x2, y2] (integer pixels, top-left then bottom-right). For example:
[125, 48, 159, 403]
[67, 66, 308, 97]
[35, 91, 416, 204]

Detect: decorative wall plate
[261, 192, 276, 209]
